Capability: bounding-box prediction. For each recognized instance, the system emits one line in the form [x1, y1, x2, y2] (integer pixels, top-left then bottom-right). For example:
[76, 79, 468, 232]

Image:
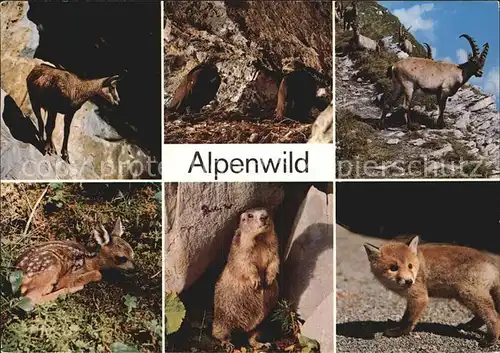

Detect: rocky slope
[335, 2, 499, 179]
[164, 1, 332, 144]
[1, 1, 159, 179]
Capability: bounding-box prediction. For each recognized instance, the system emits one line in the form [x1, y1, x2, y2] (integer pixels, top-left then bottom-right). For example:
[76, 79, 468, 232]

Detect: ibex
[381, 34, 489, 129]
[26, 63, 121, 163]
[167, 59, 221, 114]
[398, 24, 413, 55]
[352, 21, 378, 52]
[15, 217, 134, 305]
[343, 2, 357, 31]
[423, 42, 433, 59]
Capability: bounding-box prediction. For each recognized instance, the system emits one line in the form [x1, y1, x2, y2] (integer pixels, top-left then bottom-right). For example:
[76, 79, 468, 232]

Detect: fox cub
[364, 236, 500, 347]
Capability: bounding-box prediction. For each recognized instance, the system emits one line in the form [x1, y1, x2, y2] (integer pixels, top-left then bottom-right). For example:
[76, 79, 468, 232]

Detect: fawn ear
[111, 217, 124, 238]
[408, 236, 419, 255]
[93, 225, 110, 246]
[364, 243, 380, 261]
[102, 75, 120, 87]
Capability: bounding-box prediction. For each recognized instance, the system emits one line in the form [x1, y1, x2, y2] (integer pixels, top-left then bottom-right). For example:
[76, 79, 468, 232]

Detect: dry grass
[165, 111, 312, 144]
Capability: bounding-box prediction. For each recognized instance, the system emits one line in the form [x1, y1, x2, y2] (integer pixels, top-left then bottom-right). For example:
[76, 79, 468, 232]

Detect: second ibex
[26, 63, 122, 163]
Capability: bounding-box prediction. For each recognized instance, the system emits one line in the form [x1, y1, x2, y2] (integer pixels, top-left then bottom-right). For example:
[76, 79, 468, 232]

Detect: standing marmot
[213, 208, 280, 349]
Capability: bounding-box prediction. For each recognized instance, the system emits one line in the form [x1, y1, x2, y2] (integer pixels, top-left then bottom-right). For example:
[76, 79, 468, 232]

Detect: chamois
[352, 21, 378, 52]
[423, 42, 433, 59]
[275, 60, 317, 122]
[381, 34, 489, 129]
[167, 59, 221, 114]
[397, 24, 413, 55]
[26, 63, 121, 163]
[343, 2, 356, 31]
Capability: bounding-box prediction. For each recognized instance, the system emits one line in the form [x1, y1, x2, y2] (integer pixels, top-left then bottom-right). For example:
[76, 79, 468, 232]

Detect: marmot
[275, 60, 317, 122]
[167, 59, 221, 114]
[213, 208, 280, 349]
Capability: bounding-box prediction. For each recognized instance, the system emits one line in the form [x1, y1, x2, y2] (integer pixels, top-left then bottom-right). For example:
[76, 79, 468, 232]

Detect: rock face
[283, 186, 334, 351]
[165, 182, 285, 293]
[1, 1, 152, 180]
[164, 1, 332, 117]
[308, 104, 333, 144]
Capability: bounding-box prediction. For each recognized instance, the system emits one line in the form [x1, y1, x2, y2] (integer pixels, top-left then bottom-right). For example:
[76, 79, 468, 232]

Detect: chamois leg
[44, 110, 57, 155]
[61, 111, 75, 163]
[436, 96, 447, 129]
[275, 79, 288, 120]
[30, 100, 45, 142]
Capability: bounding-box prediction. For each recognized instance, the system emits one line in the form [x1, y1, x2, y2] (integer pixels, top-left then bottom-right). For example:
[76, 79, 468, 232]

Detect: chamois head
[423, 42, 433, 59]
[459, 34, 489, 77]
[93, 217, 134, 270]
[282, 57, 305, 73]
[100, 75, 121, 106]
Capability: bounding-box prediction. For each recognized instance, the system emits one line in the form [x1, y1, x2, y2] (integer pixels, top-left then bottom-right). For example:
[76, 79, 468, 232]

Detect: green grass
[336, 108, 376, 161]
[0, 183, 162, 353]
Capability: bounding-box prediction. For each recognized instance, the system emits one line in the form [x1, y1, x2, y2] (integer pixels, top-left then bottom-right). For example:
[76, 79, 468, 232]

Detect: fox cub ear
[407, 236, 419, 255]
[364, 243, 381, 260]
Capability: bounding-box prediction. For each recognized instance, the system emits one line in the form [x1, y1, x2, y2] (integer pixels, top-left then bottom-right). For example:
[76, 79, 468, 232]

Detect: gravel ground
[336, 225, 500, 353]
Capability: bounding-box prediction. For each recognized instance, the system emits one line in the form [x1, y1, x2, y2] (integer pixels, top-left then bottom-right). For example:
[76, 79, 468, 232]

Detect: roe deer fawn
[15, 217, 134, 305]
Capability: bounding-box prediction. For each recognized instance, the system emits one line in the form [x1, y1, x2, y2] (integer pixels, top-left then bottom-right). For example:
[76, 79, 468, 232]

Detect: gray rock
[429, 145, 453, 159]
[478, 120, 491, 131]
[397, 51, 409, 59]
[284, 186, 333, 349]
[308, 104, 333, 144]
[484, 143, 498, 156]
[452, 129, 464, 139]
[386, 138, 400, 145]
[427, 161, 444, 172]
[468, 96, 495, 112]
[454, 112, 470, 130]
[410, 138, 426, 147]
[302, 293, 334, 353]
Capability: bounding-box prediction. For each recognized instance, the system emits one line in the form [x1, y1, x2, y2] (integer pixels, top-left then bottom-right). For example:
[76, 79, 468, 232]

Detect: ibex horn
[423, 42, 432, 58]
[480, 43, 489, 60]
[460, 34, 479, 58]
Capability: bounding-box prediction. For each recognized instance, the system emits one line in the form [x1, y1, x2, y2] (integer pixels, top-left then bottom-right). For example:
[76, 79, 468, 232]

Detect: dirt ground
[164, 110, 313, 144]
